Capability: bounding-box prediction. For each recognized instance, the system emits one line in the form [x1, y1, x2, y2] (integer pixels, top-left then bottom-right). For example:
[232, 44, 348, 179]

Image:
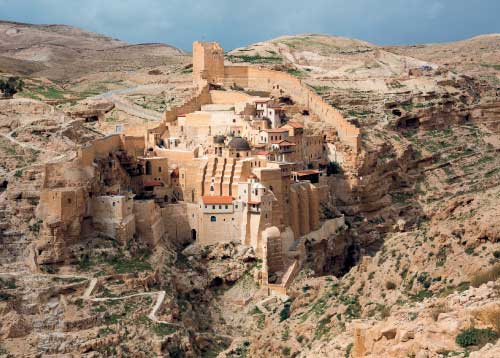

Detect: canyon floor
[0, 22, 499, 358]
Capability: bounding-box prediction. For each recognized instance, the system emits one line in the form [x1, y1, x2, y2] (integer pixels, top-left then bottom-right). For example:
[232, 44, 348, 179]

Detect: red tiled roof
[272, 140, 296, 147]
[202, 196, 233, 205]
[144, 180, 163, 187]
[269, 104, 283, 109]
[256, 151, 269, 155]
[285, 122, 304, 129]
[248, 200, 261, 205]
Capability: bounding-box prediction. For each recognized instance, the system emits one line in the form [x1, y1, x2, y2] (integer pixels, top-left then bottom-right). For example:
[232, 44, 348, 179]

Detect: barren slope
[0, 21, 188, 80]
[385, 34, 500, 87]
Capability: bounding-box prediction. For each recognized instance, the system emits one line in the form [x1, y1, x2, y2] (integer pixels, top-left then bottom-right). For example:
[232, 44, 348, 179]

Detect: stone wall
[77, 135, 123, 167]
[133, 200, 165, 247]
[90, 195, 135, 243]
[163, 83, 211, 123]
[224, 65, 361, 153]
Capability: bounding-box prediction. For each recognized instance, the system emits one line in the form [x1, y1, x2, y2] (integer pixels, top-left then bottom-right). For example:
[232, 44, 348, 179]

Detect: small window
[211, 216, 216, 222]
[235, 205, 238, 209]
[205, 205, 207, 209]
[158, 167, 162, 173]
[219, 205, 222, 209]
[212, 205, 216, 209]
[225, 205, 228, 209]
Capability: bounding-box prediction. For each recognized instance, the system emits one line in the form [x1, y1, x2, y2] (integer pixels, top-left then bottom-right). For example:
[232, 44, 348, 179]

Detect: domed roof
[228, 136, 250, 151]
[213, 135, 226, 144]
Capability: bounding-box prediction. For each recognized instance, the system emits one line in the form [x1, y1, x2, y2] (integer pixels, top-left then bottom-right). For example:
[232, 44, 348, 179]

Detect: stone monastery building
[34, 42, 360, 294]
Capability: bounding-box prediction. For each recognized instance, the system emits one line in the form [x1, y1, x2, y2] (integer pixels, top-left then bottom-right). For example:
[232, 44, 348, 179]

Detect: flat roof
[202, 196, 234, 205]
[265, 128, 289, 133]
[293, 170, 321, 176]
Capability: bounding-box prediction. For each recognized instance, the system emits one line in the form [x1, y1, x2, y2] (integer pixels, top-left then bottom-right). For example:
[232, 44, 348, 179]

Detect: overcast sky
[1, 0, 499, 51]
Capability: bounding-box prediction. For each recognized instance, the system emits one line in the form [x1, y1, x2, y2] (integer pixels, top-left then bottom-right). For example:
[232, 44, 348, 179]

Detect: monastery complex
[34, 42, 361, 294]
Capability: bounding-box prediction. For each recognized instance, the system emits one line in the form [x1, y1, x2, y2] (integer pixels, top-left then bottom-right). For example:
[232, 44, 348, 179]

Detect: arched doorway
[191, 229, 197, 241]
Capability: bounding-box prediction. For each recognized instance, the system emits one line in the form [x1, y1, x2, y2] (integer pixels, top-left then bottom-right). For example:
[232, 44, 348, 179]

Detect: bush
[385, 281, 397, 290]
[279, 302, 291, 322]
[470, 264, 500, 288]
[0, 76, 24, 98]
[455, 328, 498, 348]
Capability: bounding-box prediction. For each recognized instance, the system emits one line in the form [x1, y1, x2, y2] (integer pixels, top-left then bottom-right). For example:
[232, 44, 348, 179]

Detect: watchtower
[192, 41, 225, 87]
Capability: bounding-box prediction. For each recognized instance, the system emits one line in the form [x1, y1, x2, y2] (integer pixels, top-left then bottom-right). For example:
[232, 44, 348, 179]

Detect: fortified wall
[224, 67, 361, 153]
[190, 42, 361, 153]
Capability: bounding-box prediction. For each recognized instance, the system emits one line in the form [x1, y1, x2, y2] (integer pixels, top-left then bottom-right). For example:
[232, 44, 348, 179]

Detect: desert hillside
[0, 20, 188, 80]
[0, 26, 499, 358]
[384, 34, 500, 87]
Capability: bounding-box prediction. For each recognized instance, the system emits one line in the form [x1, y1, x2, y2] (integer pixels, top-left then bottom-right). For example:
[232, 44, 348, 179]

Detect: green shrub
[455, 328, 498, 348]
[153, 322, 176, 336]
[0, 76, 24, 98]
[385, 281, 397, 290]
[345, 343, 353, 358]
[279, 302, 291, 322]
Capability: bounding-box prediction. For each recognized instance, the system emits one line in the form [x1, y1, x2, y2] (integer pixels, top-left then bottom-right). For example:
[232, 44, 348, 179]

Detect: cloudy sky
[0, 0, 499, 51]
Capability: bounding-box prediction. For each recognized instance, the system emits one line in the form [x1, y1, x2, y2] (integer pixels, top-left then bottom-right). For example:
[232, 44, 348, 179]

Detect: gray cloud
[0, 0, 498, 51]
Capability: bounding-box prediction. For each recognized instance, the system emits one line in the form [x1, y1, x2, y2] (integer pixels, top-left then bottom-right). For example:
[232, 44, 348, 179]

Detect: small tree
[0, 77, 24, 98]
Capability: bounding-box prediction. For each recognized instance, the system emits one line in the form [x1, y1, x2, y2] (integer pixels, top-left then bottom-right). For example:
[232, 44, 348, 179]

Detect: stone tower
[192, 41, 225, 86]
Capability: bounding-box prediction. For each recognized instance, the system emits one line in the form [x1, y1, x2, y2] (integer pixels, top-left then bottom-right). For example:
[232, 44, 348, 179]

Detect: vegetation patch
[314, 314, 333, 340]
[455, 328, 498, 348]
[226, 54, 283, 64]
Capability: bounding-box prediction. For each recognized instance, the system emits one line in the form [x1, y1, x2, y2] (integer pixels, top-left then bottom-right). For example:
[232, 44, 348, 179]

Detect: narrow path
[82, 278, 97, 298]
[148, 290, 166, 321]
[93, 85, 166, 122]
[79, 278, 174, 325]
